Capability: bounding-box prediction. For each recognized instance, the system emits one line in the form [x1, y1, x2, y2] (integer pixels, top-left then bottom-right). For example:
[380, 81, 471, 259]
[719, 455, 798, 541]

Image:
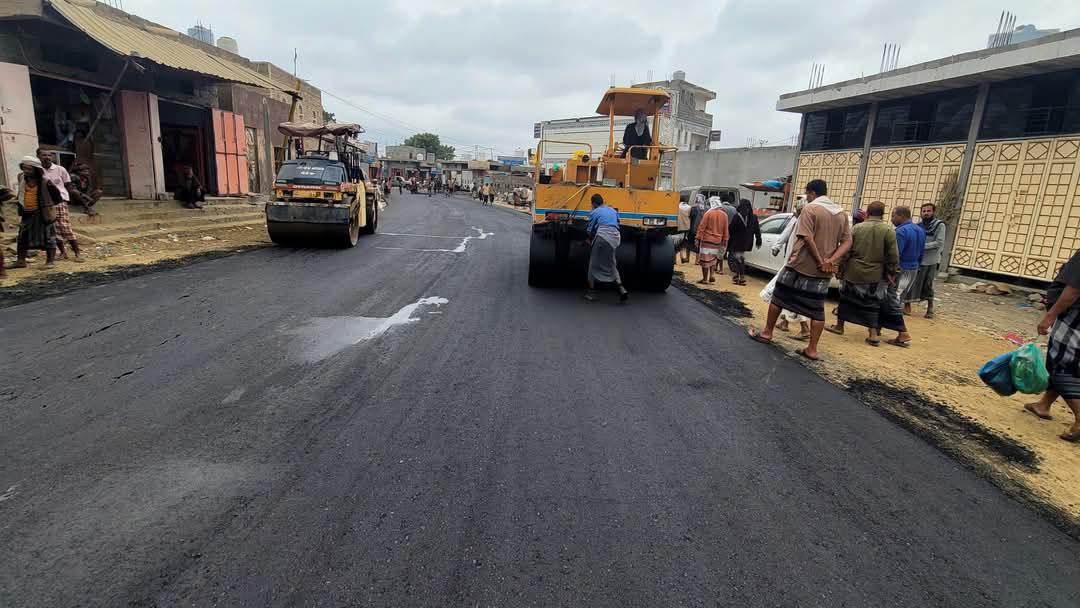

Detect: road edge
[672, 275, 1080, 542]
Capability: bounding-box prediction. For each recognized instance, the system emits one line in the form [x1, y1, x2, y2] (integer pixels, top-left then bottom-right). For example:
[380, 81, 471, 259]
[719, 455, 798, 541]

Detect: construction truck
[529, 87, 679, 291]
[266, 122, 378, 247]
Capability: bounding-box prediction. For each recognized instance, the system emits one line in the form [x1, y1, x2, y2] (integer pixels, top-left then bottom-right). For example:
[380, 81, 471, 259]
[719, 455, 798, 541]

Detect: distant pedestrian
[852, 207, 867, 225]
[175, 166, 206, 210]
[826, 201, 906, 347]
[676, 196, 693, 263]
[773, 199, 811, 339]
[893, 206, 925, 318]
[684, 193, 706, 265]
[718, 193, 737, 224]
[1025, 248, 1080, 442]
[749, 179, 852, 361]
[727, 198, 761, 286]
[11, 156, 60, 270]
[38, 149, 85, 262]
[584, 193, 628, 303]
[0, 185, 13, 277]
[695, 196, 729, 285]
[905, 202, 946, 318]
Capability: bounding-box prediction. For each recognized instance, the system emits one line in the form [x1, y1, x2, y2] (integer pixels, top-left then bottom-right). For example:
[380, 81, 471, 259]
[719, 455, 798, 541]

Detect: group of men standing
[749, 179, 946, 361]
[1, 148, 99, 277]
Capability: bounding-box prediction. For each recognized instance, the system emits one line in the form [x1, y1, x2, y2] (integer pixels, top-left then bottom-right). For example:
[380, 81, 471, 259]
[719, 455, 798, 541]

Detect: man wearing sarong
[893, 206, 925, 324]
[825, 201, 908, 346]
[749, 179, 851, 361]
[1025, 248, 1080, 442]
[38, 148, 86, 262]
[695, 197, 729, 285]
[11, 156, 60, 270]
[584, 194, 629, 303]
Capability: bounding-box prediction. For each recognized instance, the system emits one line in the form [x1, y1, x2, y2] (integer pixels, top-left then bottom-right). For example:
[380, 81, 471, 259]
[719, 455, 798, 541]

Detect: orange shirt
[697, 207, 729, 245]
[22, 182, 39, 211]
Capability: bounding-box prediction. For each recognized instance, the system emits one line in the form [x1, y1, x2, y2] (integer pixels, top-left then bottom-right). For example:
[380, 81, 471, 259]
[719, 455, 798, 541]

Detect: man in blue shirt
[585, 194, 629, 303]
[892, 206, 925, 333]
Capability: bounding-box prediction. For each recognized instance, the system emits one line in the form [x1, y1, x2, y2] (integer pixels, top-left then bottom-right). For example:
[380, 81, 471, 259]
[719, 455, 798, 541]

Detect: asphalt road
[2, 193, 1079, 607]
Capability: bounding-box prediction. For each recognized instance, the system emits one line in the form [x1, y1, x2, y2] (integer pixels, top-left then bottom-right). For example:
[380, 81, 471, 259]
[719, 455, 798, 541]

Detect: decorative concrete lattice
[954, 138, 1080, 281]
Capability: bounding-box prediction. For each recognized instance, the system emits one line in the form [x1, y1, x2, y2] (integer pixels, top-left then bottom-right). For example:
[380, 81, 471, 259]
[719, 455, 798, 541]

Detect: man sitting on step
[175, 166, 205, 210]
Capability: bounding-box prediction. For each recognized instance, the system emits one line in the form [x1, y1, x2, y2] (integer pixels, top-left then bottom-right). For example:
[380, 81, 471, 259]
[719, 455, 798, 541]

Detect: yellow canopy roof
[595, 87, 671, 117]
[48, 0, 282, 90]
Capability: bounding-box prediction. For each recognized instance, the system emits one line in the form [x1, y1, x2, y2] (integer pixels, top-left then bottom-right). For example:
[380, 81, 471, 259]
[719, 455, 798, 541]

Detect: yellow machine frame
[527, 88, 681, 291]
[532, 87, 679, 229]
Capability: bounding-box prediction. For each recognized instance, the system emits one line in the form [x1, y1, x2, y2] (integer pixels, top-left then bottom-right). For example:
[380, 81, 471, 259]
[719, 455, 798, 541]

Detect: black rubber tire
[640, 234, 675, 292]
[361, 199, 378, 235]
[528, 229, 556, 287]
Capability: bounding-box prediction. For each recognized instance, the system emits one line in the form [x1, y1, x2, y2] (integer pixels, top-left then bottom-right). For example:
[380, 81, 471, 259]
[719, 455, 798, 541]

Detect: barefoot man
[1025, 248, 1080, 442]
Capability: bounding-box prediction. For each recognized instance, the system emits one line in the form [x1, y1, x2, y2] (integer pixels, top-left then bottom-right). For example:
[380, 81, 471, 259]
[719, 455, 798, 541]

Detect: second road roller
[266, 122, 378, 247]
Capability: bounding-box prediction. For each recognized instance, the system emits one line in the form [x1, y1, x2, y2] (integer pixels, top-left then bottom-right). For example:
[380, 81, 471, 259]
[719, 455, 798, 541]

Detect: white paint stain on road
[376, 227, 493, 253]
[222, 387, 246, 404]
[285, 297, 449, 362]
[0, 484, 18, 503]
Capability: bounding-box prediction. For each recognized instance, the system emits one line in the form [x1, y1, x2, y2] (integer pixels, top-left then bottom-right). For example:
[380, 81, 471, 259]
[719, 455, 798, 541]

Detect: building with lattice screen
[776, 29, 1080, 283]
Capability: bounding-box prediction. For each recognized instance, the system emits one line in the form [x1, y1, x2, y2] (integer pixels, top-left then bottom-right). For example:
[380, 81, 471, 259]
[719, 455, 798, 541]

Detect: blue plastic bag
[1010, 343, 1050, 395]
[979, 350, 1017, 396]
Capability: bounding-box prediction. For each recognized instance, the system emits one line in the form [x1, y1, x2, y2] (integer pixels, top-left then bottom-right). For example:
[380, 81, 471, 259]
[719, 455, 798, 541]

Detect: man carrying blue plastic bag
[1024, 248, 1080, 442]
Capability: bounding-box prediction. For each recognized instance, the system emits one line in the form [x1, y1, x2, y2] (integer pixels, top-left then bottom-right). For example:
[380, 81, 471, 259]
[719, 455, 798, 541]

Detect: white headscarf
[708, 195, 723, 210]
[694, 193, 707, 208]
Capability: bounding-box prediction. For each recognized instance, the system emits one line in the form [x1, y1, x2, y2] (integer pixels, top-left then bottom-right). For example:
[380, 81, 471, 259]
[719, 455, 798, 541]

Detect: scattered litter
[1028, 293, 1044, 303]
[1003, 331, 1026, 346]
[201, 236, 216, 241]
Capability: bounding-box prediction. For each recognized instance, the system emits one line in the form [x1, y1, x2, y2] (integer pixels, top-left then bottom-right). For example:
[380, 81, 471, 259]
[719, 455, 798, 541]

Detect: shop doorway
[29, 75, 127, 196]
[158, 100, 211, 194]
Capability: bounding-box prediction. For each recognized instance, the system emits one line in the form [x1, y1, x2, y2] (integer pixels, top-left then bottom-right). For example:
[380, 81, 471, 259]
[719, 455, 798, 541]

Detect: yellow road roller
[266, 122, 378, 247]
[530, 87, 679, 291]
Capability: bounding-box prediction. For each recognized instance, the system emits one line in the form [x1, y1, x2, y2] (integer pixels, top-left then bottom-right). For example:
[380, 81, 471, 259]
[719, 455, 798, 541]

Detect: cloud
[123, 0, 1080, 155]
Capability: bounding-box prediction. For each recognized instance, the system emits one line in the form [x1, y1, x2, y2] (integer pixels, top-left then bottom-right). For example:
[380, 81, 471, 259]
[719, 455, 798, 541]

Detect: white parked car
[743, 212, 841, 288]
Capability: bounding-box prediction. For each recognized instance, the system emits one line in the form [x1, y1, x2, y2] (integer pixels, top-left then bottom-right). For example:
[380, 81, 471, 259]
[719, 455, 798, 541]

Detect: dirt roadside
[1, 223, 272, 308]
[673, 261, 1080, 538]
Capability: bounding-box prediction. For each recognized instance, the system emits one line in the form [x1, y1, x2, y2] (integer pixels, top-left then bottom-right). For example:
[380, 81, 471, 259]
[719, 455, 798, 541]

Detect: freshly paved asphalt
[2, 193, 1079, 607]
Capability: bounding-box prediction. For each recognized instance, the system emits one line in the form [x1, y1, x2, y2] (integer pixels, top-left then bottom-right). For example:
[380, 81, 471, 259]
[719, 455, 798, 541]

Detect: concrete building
[987, 24, 1059, 48]
[777, 27, 1080, 283]
[675, 146, 797, 203]
[535, 71, 716, 167]
[0, 0, 309, 199]
[633, 71, 716, 152]
[187, 23, 213, 45]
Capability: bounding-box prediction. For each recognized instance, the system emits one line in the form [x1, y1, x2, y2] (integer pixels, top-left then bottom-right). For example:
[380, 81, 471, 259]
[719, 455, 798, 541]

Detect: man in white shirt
[37, 148, 85, 262]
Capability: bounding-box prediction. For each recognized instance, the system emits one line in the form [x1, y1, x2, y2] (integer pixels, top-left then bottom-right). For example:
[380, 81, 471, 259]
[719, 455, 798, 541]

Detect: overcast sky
[125, 0, 1080, 158]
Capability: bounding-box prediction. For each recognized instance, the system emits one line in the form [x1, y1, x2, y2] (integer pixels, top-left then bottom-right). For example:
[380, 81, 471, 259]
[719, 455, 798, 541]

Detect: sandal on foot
[865, 338, 881, 347]
[748, 329, 773, 345]
[1060, 429, 1080, 443]
[824, 325, 844, 336]
[791, 333, 811, 342]
[795, 348, 820, 361]
[1023, 403, 1053, 421]
[885, 338, 911, 348]
[924, 311, 935, 319]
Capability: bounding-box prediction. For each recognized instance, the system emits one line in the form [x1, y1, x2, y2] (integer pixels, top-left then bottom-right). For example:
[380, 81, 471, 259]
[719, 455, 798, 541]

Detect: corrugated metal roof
[47, 0, 281, 90]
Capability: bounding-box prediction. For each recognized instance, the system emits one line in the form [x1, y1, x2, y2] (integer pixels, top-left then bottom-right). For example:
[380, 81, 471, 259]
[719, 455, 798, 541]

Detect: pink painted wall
[118, 90, 165, 199]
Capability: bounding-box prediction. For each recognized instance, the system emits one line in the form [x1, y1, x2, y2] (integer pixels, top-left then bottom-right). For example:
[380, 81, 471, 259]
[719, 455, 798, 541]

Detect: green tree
[322, 110, 336, 124]
[404, 132, 455, 160]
